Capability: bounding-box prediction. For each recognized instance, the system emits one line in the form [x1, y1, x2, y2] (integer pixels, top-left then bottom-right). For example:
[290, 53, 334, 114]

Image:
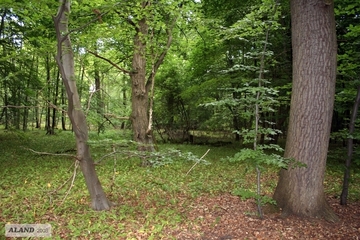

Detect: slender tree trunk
[273, 0, 338, 222]
[340, 85, 360, 205]
[35, 57, 41, 129]
[61, 85, 67, 130]
[54, 0, 111, 210]
[22, 83, 29, 131]
[94, 54, 104, 134]
[45, 54, 54, 134]
[4, 80, 8, 129]
[15, 87, 21, 129]
[51, 71, 60, 131]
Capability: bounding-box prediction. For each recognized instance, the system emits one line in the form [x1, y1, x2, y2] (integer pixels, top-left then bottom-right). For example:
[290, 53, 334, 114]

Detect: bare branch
[61, 160, 79, 205]
[146, 17, 177, 91]
[104, 113, 130, 120]
[1, 105, 40, 109]
[85, 89, 99, 117]
[24, 147, 76, 159]
[186, 149, 210, 175]
[49, 161, 75, 194]
[60, 4, 121, 43]
[87, 50, 133, 75]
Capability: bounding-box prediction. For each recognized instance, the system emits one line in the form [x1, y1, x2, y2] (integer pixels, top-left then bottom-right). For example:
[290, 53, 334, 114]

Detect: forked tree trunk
[273, 0, 338, 222]
[125, 1, 178, 156]
[54, 0, 111, 211]
[130, 17, 155, 153]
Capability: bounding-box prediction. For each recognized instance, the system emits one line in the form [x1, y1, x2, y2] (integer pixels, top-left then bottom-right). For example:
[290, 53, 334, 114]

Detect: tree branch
[146, 18, 177, 91]
[59, 4, 120, 44]
[24, 147, 76, 159]
[87, 50, 133, 75]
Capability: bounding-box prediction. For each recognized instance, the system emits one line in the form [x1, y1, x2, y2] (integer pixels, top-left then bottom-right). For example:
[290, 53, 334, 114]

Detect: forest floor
[164, 194, 360, 240]
[1, 130, 360, 239]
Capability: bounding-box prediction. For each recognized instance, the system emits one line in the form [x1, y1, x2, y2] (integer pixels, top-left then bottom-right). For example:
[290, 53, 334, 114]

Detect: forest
[1, 0, 360, 239]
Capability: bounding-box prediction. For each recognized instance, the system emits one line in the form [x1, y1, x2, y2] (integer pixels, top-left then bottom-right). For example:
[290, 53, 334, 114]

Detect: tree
[54, 0, 111, 211]
[273, 0, 338, 221]
[335, 0, 360, 206]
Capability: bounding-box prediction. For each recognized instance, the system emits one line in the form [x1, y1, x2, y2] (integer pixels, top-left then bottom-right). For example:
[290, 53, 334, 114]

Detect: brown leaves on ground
[166, 194, 360, 240]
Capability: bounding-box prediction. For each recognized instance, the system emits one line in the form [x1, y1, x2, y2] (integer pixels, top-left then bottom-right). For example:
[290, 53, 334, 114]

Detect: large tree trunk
[130, 17, 155, 153]
[273, 0, 338, 222]
[54, 0, 111, 211]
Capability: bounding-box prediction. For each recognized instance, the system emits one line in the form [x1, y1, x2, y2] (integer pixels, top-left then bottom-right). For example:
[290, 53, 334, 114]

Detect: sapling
[221, 0, 293, 218]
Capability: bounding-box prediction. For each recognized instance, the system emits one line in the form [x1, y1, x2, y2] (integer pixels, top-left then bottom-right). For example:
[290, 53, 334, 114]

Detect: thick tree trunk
[54, 0, 111, 211]
[130, 17, 155, 153]
[273, 0, 338, 222]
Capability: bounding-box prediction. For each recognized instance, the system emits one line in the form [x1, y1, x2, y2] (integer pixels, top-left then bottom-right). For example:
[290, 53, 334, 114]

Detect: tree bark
[94, 52, 105, 134]
[51, 71, 60, 131]
[45, 54, 54, 135]
[54, 0, 111, 211]
[273, 0, 338, 222]
[130, 17, 155, 153]
[61, 85, 67, 130]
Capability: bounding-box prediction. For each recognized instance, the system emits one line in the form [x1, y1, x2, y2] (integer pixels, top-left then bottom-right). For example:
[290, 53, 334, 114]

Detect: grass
[0, 129, 359, 239]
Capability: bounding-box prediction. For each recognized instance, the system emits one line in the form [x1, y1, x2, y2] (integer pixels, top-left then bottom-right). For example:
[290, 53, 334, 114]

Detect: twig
[110, 146, 117, 191]
[85, 89, 99, 117]
[60, 160, 79, 205]
[186, 149, 210, 175]
[104, 113, 130, 120]
[49, 161, 75, 195]
[95, 150, 122, 164]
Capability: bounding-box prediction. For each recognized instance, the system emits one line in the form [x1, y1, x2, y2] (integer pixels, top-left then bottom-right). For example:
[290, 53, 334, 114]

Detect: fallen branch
[186, 149, 210, 175]
[49, 161, 75, 195]
[61, 160, 79, 205]
[104, 113, 130, 120]
[24, 147, 77, 160]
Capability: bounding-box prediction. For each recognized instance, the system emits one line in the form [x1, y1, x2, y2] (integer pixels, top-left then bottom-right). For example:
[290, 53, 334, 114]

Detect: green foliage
[226, 148, 286, 168]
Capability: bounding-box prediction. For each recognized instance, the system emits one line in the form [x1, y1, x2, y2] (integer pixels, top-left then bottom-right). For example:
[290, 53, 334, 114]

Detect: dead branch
[95, 150, 122, 164]
[85, 89, 99, 117]
[110, 146, 117, 191]
[24, 147, 76, 159]
[104, 113, 130, 120]
[1, 105, 39, 109]
[61, 160, 79, 205]
[49, 161, 75, 195]
[186, 149, 210, 175]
